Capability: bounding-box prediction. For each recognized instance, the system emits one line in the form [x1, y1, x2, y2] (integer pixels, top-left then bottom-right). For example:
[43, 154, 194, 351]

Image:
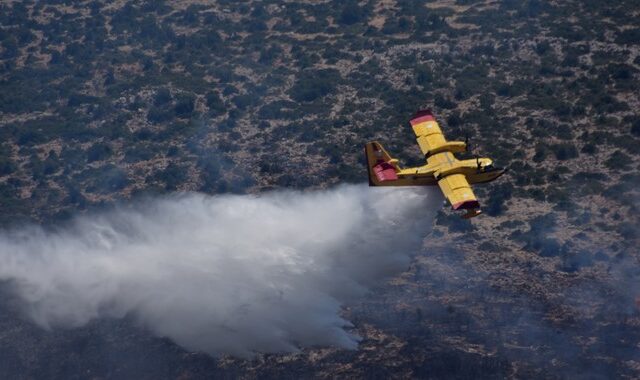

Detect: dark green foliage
[605, 150, 631, 171]
[147, 106, 173, 124]
[1, 36, 19, 59]
[338, 1, 367, 25]
[554, 124, 573, 140]
[581, 143, 597, 155]
[608, 63, 635, 81]
[436, 211, 474, 233]
[67, 93, 98, 107]
[434, 94, 456, 110]
[382, 17, 412, 34]
[631, 119, 640, 137]
[615, 28, 640, 45]
[258, 45, 281, 65]
[559, 250, 593, 273]
[454, 66, 491, 101]
[532, 146, 547, 162]
[155, 162, 188, 190]
[154, 88, 172, 106]
[258, 100, 296, 120]
[134, 128, 153, 141]
[174, 93, 196, 117]
[617, 222, 637, 240]
[124, 144, 155, 163]
[592, 93, 629, 113]
[64, 184, 86, 207]
[535, 41, 550, 55]
[478, 241, 500, 252]
[89, 165, 129, 193]
[553, 102, 571, 118]
[42, 152, 60, 176]
[446, 113, 461, 128]
[550, 143, 578, 160]
[232, 94, 255, 110]
[479, 94, 495, 111]
[197, 153, 222, 191]
[12, 117, 92, 145]
[495, 79, 528, 98]
[561, 53, 579, 67]
[218, 118, 236, 132]
[0, 145, 15, 176]
[415, 65, 433, 86]
[511, 213, 563, 257]
[572, 171, 606, 184]
[290, 69, 341, 102]
[485, 183, 513, 216]
[205, 91, 225, 116]
[0, 159, 15, 176]
[86, 143, 112, 162]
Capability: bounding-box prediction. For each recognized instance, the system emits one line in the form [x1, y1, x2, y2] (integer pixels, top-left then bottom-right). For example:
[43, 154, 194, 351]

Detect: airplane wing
[437, 173, 480, 211]
[410, 110, 466, 158]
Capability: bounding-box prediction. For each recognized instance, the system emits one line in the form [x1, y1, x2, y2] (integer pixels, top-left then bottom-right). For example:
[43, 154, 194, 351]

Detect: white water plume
[0, 184, 436, 357]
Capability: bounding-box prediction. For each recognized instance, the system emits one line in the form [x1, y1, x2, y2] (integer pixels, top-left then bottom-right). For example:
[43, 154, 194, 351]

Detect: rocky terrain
[0, 0, 639, 378]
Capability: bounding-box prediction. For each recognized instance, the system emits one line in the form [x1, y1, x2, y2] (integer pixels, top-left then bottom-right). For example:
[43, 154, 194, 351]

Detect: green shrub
[205, 91, 225, 115]
[550, 143, 578, 160]
[581, 143, 597, 155]
[605, 150, 631, 171]
[124, 145, 155, 163]
[147, 106, 173, 124]
[631, 119, 640, 136]
[154, 88, 172, 106]
[232, 94, 254, 110]
[0, 146, 15, 176]
[86, 143, 112, 162]
[90, 165, 129, 193]
[174, 93, 196, 117]
[290, 69, 340, 102]
[338, 1, 367, 25]
[616, 28, 640, 45]
[155, 162, 188, 190]
[415, 64, 433, 86]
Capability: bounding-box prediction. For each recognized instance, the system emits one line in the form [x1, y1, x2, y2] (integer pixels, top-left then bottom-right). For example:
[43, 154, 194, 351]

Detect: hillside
[0, 0, 639, 378]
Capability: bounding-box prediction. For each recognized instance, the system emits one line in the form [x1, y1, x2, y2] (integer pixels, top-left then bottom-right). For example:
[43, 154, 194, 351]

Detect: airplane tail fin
[365, 142, 402, 186]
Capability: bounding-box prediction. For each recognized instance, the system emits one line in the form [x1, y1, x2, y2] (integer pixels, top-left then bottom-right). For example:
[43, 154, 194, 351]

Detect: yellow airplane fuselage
[367, 145, 505, 187]
[365, 109, 507, 218]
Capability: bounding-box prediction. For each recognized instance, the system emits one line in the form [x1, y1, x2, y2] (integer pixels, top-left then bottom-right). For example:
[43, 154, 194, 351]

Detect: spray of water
[0, 184, 436, 357]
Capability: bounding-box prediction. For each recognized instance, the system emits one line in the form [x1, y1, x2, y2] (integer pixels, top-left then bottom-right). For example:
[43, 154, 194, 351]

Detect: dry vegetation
[0, 0, 639, 378]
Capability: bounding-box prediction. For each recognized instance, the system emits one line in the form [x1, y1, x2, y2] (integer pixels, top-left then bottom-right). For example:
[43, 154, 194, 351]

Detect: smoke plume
[0, 185, 436, 357]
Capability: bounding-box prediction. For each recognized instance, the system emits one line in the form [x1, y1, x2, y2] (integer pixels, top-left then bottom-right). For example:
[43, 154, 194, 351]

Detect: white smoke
[0, 184, 436, 357]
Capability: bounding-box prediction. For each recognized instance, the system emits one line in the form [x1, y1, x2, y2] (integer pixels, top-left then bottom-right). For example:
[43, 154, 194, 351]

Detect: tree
[338, 2, 366, 25]
[174, 93, 195, 117]
[630, 119, 640, 136]
[86, 143, 112, 162]
[290, 69, 340, 102]
[154, 88, 172, 106]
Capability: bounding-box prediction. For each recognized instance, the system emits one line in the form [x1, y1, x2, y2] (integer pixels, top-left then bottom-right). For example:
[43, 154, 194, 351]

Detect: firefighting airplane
[365, 110, 506, 219]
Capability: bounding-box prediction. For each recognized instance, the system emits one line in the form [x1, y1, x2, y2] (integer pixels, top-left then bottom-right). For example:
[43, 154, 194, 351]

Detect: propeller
[466, 133, 481, 172]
